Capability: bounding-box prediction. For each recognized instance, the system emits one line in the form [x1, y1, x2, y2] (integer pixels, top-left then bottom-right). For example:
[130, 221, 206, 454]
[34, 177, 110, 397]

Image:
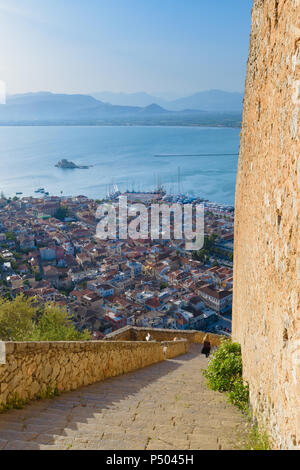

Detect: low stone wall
[0, 339, 188, 408]
[105, 326, 134, 341]
[106, 326, 224, 347]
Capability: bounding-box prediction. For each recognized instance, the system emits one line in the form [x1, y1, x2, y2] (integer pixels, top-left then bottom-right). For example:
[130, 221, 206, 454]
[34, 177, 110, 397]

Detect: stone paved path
[0, 345, 248, 450]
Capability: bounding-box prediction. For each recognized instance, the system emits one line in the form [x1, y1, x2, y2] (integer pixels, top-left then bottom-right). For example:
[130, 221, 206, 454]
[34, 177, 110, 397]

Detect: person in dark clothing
[201, 334, 211, 358]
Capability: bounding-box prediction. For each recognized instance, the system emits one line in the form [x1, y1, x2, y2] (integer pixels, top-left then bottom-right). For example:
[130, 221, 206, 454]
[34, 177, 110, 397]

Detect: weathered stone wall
[105, 326, 134, 341]
[0, 340, 188, 407]
[105, 326, 224, 347]
[233, 0, 300, 449]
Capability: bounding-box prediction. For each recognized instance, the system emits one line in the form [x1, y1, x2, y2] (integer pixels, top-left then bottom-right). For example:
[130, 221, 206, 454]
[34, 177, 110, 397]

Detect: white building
[198, 285, 232, 313]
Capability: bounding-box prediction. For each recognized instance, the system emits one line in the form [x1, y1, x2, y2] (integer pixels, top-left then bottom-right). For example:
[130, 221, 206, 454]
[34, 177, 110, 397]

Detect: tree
[11, 260, 19, 271]
[192, 233, 220, 263]
[212, 261, 220, 268]
[34, 272, 42, 281]
[0, 295, 36, 341]
[54, 206, 69, 221]
[6, 232, 16, 241]
[0, 295, 90, 341]
[31, 304, 90, 341]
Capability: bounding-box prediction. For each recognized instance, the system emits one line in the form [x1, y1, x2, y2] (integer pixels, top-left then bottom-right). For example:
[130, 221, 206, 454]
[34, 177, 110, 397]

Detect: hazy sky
[0, 0, 253, 96]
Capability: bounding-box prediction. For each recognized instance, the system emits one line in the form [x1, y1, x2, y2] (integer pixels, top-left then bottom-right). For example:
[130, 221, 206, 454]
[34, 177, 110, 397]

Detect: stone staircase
[0, 344, 248, 450]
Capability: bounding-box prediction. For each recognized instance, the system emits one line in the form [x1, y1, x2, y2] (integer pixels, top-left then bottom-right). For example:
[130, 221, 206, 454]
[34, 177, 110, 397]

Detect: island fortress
[233, 0, 300, 449]
[55, 159, 90, 169]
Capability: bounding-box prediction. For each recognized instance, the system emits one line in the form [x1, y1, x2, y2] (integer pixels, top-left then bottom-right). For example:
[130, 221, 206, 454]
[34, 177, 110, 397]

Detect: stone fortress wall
[233, 0, 300, 449]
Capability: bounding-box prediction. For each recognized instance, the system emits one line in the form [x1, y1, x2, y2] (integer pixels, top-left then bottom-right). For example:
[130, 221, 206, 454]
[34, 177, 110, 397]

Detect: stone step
[3, 440, 42, 451]
[0, 346, 248, 450]
[0, 439, 8, 450]
[0, 430, 38, 442]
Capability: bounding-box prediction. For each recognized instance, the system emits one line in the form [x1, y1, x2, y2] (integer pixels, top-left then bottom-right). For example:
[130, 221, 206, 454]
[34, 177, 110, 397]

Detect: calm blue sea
[0, 126, 240, 205]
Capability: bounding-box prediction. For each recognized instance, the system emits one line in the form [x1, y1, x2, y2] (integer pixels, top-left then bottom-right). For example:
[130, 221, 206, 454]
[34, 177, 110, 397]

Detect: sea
[0, 126, 240, 206]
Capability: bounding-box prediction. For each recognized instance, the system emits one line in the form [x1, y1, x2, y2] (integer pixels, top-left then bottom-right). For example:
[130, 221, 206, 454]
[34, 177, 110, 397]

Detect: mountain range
[0, 90, 243, 126]
[91, 89, 244, 113]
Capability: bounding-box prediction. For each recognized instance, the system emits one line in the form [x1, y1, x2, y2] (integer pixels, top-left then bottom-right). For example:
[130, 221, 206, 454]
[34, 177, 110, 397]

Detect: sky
[0, 0, 253, 97]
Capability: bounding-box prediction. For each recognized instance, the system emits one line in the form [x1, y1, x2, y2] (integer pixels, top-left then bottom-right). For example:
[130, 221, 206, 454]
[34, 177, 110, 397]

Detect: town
[0, 190, 234, 339]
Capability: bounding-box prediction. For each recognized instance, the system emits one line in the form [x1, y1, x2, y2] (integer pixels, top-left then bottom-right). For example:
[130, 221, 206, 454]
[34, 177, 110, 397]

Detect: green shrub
[202, 339, 249, 414]
[202, 339, 270, 449]
[228, 376, 249, 413]
[202, 340, 243, 392]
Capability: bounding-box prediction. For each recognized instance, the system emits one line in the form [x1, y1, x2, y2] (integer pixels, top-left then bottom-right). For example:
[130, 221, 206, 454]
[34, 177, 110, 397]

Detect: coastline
[4, 190, 236, 211]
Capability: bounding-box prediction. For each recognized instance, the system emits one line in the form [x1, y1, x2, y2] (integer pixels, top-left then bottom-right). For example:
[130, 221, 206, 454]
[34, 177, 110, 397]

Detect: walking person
[201, 334, 211, 358]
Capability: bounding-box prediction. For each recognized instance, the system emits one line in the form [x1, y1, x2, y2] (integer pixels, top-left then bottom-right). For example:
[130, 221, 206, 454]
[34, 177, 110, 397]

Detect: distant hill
[167, 90, 244, 112]
[0, 91, 242, 127]
[92, 89, 244, 113]
[7, 92, 99, 107]
[91, 91, 167, 108]
[137, 104, 170, 115]
[0, 92, 102, 121]
[0, 92, 169, 122]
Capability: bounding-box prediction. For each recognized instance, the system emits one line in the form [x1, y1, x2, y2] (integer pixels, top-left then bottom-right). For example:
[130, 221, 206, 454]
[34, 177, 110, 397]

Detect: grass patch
[244, 422, 271, 450]
[0, 386, 61, 413]
[36, 386, 61, 400]
[0, 393, 27, 412]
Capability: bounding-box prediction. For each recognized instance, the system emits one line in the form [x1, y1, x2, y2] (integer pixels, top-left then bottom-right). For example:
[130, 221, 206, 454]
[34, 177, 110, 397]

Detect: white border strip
[0, 80, 6, 105]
